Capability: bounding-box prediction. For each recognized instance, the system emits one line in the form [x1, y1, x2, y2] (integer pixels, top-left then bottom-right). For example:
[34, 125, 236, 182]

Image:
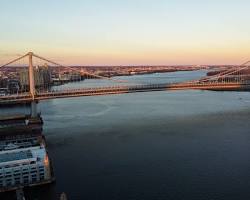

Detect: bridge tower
[28, 52, 37, 118]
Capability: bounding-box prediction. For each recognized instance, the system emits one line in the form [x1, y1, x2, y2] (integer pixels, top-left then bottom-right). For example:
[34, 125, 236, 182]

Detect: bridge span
[0, 82, 249, 105]
[0, 52, 250, 116]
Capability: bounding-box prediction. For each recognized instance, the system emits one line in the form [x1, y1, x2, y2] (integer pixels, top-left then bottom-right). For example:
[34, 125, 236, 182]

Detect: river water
[1, 70, 250, 200]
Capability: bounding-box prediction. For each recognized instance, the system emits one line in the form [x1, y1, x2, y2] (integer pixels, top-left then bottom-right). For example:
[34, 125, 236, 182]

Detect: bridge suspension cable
[0, 53, 29, 68]
[32, 53, 128, 83]
[0, 52, 129, 84]
[192, 60, 250, 83]
[1, 52, 250, 101]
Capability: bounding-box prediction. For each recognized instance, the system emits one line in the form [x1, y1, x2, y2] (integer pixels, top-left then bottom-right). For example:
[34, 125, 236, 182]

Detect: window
[31, 170, 37, 173]
[39, 169, 44, 172]
[6, 181, 12, 186]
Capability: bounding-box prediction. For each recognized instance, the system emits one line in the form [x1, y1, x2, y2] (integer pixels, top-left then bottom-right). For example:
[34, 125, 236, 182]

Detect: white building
[0, 145, 52, 191]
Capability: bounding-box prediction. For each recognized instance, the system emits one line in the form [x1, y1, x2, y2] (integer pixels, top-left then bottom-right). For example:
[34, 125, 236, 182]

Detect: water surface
[1, 71, 250, 200]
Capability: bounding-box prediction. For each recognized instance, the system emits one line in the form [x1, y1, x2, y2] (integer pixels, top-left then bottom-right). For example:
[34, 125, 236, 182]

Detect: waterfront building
[0, 88, 8, 96]
[59, 71, 81, 81]
[19, 64, 52, 90]
[7, 79, 20, 94]
[0, 145, 53, 192]
[0, 115, 54, 192]
[69, 71, 81, 81]
[0, 78, 8, 88]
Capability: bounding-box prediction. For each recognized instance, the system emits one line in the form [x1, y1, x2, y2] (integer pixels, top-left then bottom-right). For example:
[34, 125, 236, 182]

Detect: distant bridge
[0, 82, 249, 105]
[0, 52, 250, 116]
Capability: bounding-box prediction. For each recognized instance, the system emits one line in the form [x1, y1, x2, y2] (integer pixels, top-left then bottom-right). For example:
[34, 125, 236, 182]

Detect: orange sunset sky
[0, 0, 249, 66]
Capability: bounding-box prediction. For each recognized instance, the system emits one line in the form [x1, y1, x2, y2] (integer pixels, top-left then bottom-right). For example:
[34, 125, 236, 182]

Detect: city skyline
[0, 0, 250, 65]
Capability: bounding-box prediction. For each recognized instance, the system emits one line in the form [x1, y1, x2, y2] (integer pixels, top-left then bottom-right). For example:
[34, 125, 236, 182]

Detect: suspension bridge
[0, 52, 250, 117]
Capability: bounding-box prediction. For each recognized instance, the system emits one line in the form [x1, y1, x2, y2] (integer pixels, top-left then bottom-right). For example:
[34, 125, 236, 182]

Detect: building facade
[19, 65, 52, 91]
[0, 145, 52, 191]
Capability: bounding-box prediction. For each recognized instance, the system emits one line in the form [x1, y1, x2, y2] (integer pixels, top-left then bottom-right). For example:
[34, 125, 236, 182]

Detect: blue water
[1, 70, 250, 200]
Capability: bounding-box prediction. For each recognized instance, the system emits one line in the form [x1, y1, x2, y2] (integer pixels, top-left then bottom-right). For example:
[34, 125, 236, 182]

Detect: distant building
[19, 64, 52, 90]
[59, 71, 81, 81]
[0, 88, 8, 96]
[0, 78, 20, 95]
[0, 78, 8, 88]
[7, 79, 20, 94]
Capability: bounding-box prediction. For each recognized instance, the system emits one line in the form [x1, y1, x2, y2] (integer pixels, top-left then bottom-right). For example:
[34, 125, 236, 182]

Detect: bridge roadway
[0, 82, 249, 105]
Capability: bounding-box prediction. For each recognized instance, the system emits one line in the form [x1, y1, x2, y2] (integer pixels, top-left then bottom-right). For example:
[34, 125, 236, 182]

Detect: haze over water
[1, 71, 250, 199]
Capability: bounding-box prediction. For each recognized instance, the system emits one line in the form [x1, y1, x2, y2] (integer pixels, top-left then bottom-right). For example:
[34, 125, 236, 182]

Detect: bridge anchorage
[0, 52, 250, 113]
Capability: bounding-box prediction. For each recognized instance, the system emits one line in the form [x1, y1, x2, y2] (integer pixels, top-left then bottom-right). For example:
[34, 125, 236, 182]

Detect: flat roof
[0, 150, 33, 163]
[0, 146, 46, 165]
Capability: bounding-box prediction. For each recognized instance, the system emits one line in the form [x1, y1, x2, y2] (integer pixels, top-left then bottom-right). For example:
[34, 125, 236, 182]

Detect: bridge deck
[0, 82, 249, 105]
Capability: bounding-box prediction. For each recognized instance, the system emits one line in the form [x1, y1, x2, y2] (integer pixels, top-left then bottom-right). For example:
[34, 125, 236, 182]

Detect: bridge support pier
[30, 101, 38, 118]
[28, 52, 36, 100]
[28, 52, 38, 118]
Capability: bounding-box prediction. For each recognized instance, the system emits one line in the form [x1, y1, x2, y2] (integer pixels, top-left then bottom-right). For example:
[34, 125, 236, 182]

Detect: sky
[0, 0, 250, 65]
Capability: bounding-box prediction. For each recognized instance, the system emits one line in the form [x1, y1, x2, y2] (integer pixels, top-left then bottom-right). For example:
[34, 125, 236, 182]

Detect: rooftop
[0, 146, 46, 165]
[0, 150, 32, 163]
